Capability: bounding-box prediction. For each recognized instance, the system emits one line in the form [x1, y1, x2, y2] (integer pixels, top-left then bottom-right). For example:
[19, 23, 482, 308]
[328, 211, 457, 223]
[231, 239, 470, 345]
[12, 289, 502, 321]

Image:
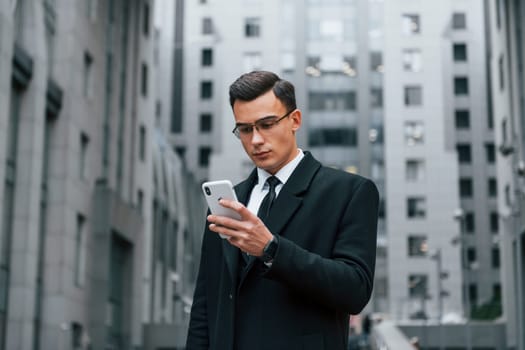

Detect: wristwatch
[261, 235, 279, 266]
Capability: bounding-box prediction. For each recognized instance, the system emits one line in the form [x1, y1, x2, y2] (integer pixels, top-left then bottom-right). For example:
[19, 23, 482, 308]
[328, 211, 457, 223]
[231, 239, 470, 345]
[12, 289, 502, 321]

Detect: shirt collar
[256, 149, 304, 186]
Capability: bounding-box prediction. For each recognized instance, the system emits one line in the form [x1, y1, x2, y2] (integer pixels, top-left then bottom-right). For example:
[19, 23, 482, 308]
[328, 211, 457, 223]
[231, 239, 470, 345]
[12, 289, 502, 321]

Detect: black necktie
[257, 176, 281, 222]
[241, 176, 281, 266]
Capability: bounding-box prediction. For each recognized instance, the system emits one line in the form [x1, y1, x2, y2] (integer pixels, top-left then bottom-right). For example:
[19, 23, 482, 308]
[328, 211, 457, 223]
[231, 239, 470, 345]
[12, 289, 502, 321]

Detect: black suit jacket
[186, 152, 379, 350]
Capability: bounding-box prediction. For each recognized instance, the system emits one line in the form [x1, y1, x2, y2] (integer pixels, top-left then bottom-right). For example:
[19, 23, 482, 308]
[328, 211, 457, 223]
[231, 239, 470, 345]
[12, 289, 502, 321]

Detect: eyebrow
[235, 115, 279, 126]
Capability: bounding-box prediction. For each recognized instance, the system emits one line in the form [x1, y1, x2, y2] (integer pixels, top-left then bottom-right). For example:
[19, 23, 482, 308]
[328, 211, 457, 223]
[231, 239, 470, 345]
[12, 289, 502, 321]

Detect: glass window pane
[402, 49, 422, 72]
[402, 14, 420, 35]
[404, 121, 424, 146]
[404, 86, 422, 106]
[408, 235, 428, 257]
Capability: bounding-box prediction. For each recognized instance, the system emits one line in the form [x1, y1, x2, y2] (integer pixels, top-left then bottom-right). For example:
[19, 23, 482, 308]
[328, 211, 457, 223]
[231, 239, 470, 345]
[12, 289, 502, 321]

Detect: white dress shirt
[247, 149, 304, 216]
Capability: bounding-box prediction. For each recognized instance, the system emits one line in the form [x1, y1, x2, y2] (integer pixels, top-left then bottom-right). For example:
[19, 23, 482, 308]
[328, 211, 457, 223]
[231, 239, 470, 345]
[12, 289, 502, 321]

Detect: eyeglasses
[232, 110, 294, 139]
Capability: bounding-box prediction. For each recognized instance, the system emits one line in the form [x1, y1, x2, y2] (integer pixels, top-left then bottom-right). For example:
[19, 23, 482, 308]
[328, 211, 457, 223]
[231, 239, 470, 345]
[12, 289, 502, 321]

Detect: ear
[290, 109, 302, 132]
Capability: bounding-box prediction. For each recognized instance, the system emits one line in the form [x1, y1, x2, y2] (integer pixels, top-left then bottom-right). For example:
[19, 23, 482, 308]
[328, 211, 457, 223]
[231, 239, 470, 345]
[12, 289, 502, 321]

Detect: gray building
[383, 0, 494, 321]
[0, 0, 204, 349]
[487, 0, 525, 349]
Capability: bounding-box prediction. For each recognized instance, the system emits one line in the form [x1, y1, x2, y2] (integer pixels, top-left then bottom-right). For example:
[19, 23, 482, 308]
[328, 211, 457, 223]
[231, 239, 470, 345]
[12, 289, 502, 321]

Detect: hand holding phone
[202, 180, 241, 239]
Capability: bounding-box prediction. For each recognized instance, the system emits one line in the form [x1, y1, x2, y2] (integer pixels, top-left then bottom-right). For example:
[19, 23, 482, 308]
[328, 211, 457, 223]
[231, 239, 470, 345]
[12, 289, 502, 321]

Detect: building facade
[488, 0, 525, 348]
[0, 1, 204, 349]
[383, 0, 490, 321]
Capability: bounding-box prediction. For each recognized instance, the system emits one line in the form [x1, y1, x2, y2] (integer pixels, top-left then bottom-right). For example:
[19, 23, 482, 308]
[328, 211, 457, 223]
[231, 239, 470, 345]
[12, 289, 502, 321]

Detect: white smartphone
[202, 180, 242, 239]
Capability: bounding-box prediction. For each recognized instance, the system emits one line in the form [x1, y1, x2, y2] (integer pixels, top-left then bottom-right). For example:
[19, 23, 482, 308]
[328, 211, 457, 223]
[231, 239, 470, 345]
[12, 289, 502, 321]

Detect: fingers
[218, 198, 254, 220]
[206, 199, 272, 256]
[206, 199, 254, 231]
[208, 222, 239, 238]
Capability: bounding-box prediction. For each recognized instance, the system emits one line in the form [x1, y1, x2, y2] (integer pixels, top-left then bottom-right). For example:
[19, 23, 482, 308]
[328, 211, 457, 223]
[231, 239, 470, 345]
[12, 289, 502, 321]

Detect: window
[402, 49, 422, 72]
[499, 54, 505, 91]
[308, 92, 356, 111]
[143, 3, 150, 36]
[139, 125, 146, 161]
[488, 178, 497, 197]
[402, 14, 420, 35]
[465, 212, 475, 233]
[137, 189, 144, 213]
[407, 197, 426, 218]
[202, 17, 213, 34]
[371, 88, 383, 108]
[490, 212, 499, 233]
[80, 133, 89, 179]
[408, 274, 427, 298]
[485, 143, 496, 163]
[200, 113, 212, 133]
[83, 52, 93, 98]
[408, 235, 427, 257]
[200, 81, 213, 99]
[501, 117, 509, 144]
[171, 220, 179, 270]
[469, 283, 477, 304]
[175, 146, 186, 161]
[404, 121, 424, 146]
[243, 52, 262, 72]
[457, 144, 472, 163]
[459, 178, 473, 198]
[454, 77, 469, 95]
[505, 184, 512, 206]
[370, 51, 383, 72]
[199, 147, 212, 167]
[493, 283, 502, 300]
[452, 13, 466, 29]
[245, 17, 261, 37]
[404, 86, 422, 106]
[467, 247, 477, 264]
[308, 128, 357, 147]
[72, 323, 83, 350]
[492, 247, 500, 268]
[455, 110, 470, 129]
[453, 43, 468, 61]
[406, 159, 425, 182]
[74, 214, 86, 287]
[141, 63, 148, 97]
[201, 48, 213, 66]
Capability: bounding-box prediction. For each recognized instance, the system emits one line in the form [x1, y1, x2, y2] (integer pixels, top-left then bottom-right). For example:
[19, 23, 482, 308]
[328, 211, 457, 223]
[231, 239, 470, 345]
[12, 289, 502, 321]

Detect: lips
[253, 150, 270, 158]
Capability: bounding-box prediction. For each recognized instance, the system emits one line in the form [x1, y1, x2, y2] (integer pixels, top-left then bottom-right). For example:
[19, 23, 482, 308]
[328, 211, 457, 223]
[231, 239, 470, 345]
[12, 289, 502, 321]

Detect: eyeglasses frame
[232, 109, 295, 139]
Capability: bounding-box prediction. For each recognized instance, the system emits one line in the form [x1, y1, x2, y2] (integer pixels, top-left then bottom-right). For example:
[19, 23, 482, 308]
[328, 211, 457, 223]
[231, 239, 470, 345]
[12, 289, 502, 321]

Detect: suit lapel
[264, 152, 321, 237]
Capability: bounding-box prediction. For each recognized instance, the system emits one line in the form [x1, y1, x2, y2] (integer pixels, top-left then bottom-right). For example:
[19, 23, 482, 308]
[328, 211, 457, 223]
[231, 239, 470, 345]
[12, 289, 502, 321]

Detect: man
[186, 71, 379, 350]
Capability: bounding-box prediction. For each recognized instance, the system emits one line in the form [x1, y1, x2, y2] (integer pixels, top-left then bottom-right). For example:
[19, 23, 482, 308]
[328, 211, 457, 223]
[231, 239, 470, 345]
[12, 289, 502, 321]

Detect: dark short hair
[229, 71, 296, 111]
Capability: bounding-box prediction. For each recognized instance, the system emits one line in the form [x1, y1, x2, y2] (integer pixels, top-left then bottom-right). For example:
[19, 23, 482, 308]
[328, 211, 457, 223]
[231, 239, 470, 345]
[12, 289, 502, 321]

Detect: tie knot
[266, 176, 280, 190]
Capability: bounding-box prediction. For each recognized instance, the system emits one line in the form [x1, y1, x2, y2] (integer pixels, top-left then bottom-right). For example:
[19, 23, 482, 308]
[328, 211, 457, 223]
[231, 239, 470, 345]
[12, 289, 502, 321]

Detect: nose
[250, 127, 264, 145]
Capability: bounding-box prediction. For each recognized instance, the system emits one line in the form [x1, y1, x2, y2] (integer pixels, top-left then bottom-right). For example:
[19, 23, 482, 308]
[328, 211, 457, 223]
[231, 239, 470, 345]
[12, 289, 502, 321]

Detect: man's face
[233, 90, 302, 174]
